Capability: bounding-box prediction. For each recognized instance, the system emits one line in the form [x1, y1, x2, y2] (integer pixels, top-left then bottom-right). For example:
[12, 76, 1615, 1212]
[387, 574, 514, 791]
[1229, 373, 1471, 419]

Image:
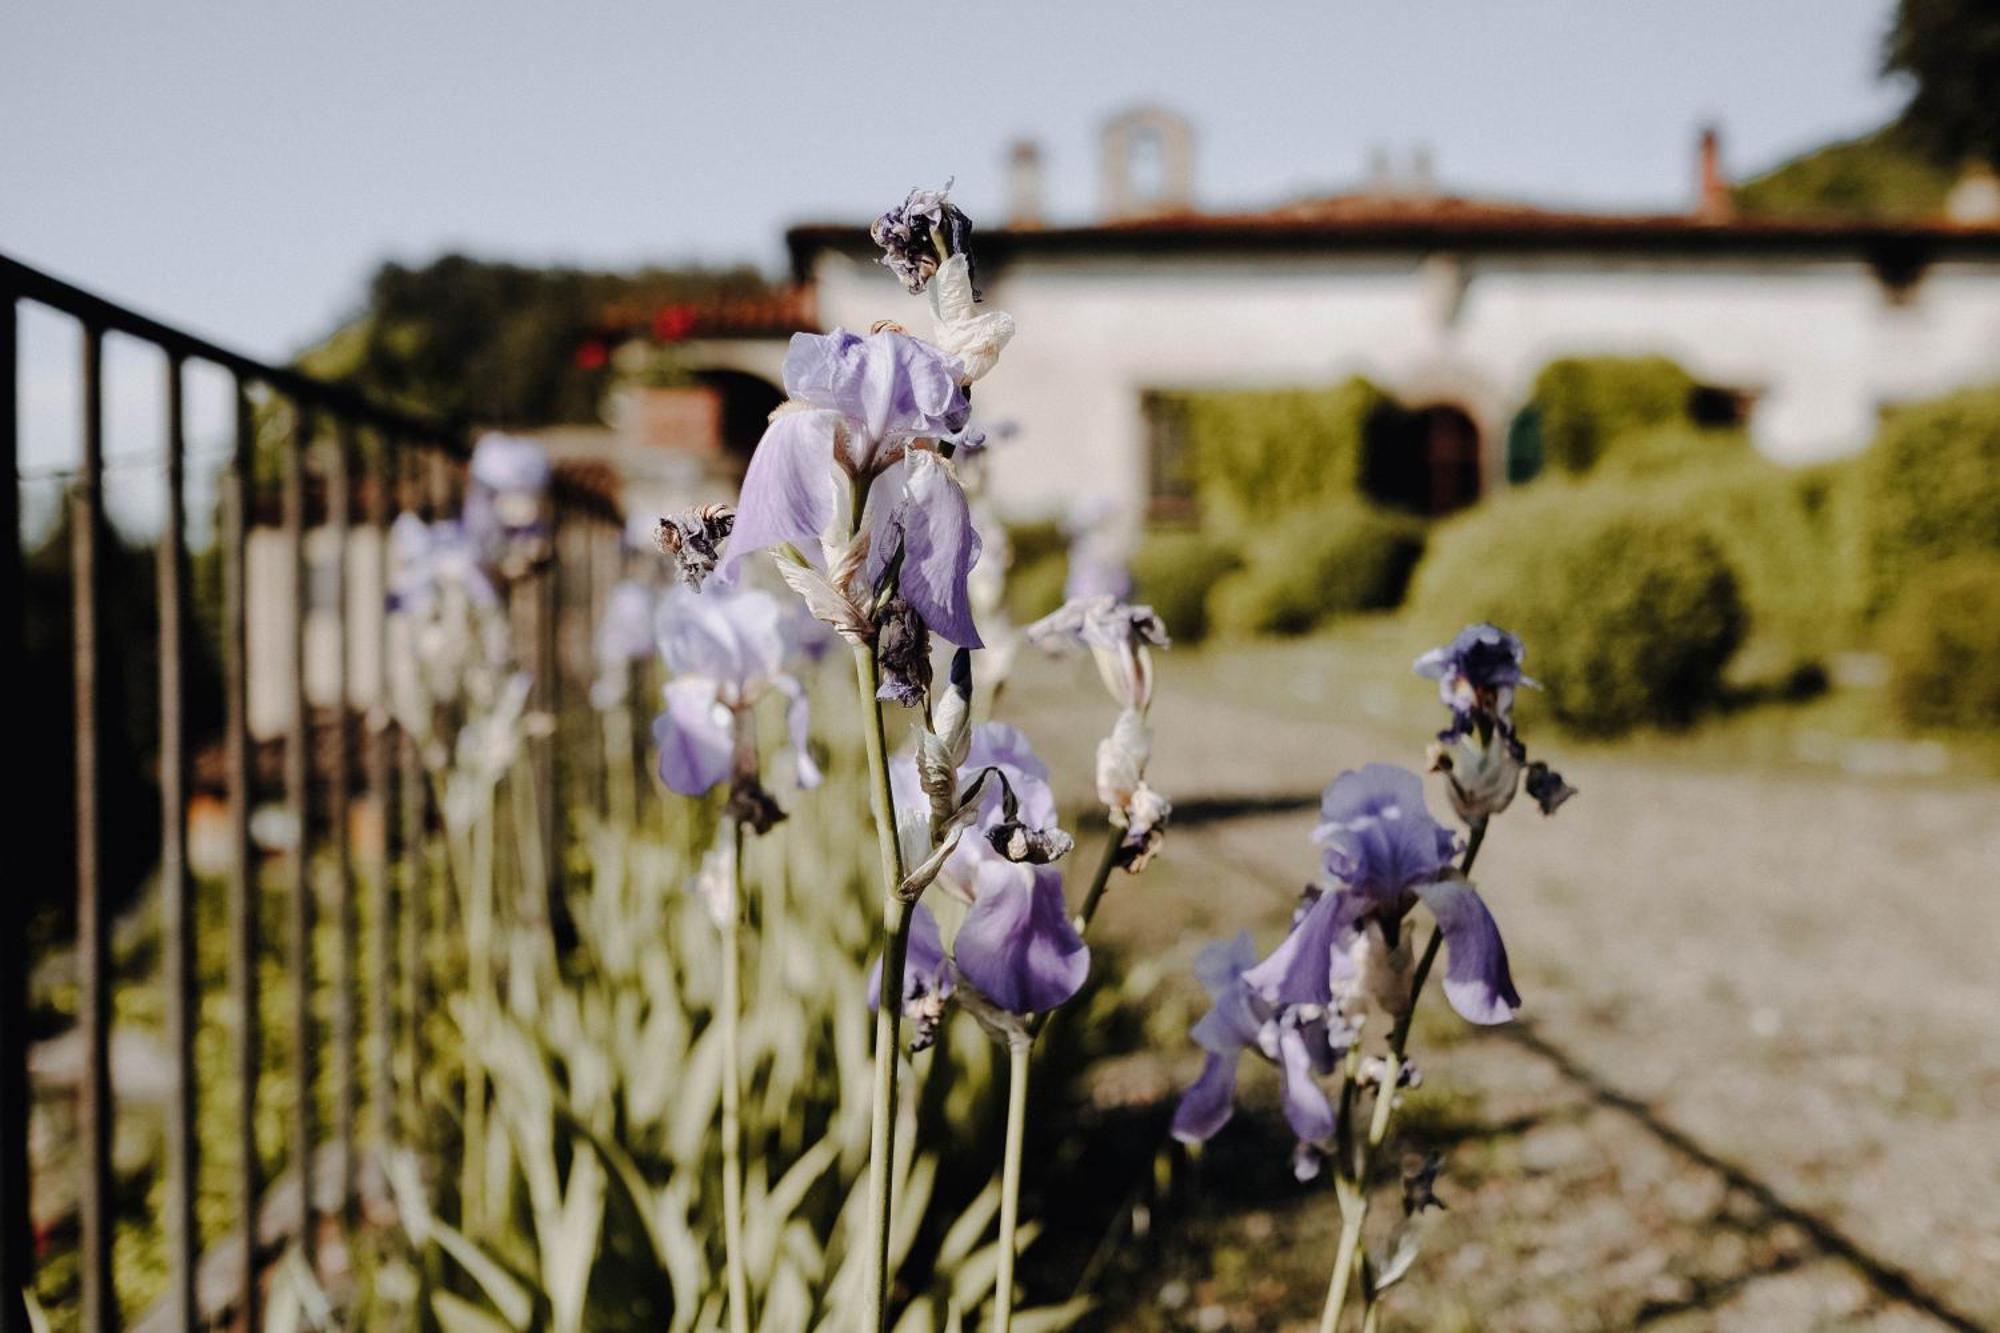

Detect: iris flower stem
[991, 1039, 1032, 1333]
[718, 817, 752, 1333]
[1069, 826, 1125, 939]
[855, 638, 914, 1333]
[1318, 819, 1489, 1333]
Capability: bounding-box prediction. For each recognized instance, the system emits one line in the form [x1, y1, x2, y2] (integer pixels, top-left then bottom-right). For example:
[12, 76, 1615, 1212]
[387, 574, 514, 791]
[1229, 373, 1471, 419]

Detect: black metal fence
[1, 253, 630, 1330]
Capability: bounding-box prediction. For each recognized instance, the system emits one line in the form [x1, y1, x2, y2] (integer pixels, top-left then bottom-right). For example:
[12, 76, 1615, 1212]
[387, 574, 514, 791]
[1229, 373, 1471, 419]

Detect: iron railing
[0, 252, 630, 1331]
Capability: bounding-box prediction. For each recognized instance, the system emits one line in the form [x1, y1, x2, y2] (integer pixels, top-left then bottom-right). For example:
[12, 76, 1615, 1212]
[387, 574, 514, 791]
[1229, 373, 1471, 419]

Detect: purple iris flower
[867, 902, 956, 1053]
[1171, 932, 1344, 1154]
[650, 585, 821, 797]
[590, 580, 659, 709]
[1245, 765, 1519, 1026]
[463, 433, 554, 575]
[388, 513, 499, 614]
[1414, 623, 1534, 739]
[723, 330, 984, 648]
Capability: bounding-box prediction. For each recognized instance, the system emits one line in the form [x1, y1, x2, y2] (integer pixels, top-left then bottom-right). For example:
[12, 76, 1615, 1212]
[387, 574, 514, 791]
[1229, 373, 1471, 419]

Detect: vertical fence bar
[160, 352, 197, 1331]
[364, 435, 394, 1151]
[328, 420, 356, 1232]
[224, 377, 261, 1330]
[283, 406, 316, 1269]
[74, 323, 116, 1332]
[395, 449, 425, 1145]
[0, 286, 32, 1333]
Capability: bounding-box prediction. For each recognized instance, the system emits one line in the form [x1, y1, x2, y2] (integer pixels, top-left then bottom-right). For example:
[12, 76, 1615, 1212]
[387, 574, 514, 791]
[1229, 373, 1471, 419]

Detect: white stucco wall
[807, 246, 2000, 529]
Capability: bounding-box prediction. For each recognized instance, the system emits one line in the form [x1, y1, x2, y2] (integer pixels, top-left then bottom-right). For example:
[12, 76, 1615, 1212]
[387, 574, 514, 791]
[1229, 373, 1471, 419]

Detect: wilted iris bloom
[1246, 764, 1519, 1026]
[464, 433, 554, 578]
[871, 181, 976, 296]
[651, 585, 821, 811]
[1026, 595, 1173, 869]
[1414, 622, 1533, 745]
[723, 329, 985, 648]
[1171, 931, 1345, 1169]
[867, 902, 956, 1053]
[891, 721, 1062, 902]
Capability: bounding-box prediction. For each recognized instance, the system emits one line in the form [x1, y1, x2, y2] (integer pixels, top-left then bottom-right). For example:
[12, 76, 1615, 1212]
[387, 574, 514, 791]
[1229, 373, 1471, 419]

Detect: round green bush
[1529, 355, 1698, 474]
[1130, 530, 1245, 643]
[1412, 484, 1747, 734]
[1879, 556, 2000, 729]
[1182, 377, 1405, 528]
[1592, 424, 1749, 479]
[1206, 501, 1425, 637]
[1858, 383, 2000, 615]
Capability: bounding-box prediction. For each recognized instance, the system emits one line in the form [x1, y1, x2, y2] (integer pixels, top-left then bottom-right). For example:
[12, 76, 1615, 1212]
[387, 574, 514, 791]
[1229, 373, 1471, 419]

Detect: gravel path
[1005, 648, 2000, 1330]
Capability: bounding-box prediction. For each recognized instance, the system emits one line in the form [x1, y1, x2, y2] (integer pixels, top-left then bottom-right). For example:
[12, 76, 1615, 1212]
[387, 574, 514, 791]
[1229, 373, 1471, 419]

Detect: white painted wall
[807, 246, 2000, 530]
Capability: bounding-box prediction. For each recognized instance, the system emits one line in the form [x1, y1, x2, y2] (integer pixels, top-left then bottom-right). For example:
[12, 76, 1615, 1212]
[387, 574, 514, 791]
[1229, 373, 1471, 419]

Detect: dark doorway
[1362, 402, 1483, 516]
[693, 369, 786, 470]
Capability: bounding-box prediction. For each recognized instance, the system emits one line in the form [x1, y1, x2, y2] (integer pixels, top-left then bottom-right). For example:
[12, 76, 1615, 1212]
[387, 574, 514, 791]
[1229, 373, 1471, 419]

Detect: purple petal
[781, 329, 967, 471]
[1170, 1051, 1241, 1144]
[1313, 764, 1458, 896]
[652, 679, 733, 796]
[1193, 931, 1260, 1000]
[1413, 876, 1520, 1024]
[722, 408, 839, 580]
[772, 674, 821, 789]
[954, 861, 1089, 1015]
[1277, 1022, 1336, 1144]
[656, 585, 785, 687]
[1242, 889, 1368, 1009]
[892, 453, 983, 648]
[870, 902, 952, 1012]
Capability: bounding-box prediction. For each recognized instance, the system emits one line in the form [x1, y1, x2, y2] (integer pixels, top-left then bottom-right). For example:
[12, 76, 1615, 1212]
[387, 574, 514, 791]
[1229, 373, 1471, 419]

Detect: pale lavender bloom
[952, 859, 1089, 1016]
[867, 902, 955, 1053]
[389, 513, 497, 614]
[1170, 932, 1343, 1155]
[590, 579, 660, 709]
[464, 432, 554, 574]
[723, 331, 984, 647]
[1025, 595, 1168, 713]
[650, 585, 821, 798]
[871, 182, 977, 296]
[1246, 765, 1519, 1026]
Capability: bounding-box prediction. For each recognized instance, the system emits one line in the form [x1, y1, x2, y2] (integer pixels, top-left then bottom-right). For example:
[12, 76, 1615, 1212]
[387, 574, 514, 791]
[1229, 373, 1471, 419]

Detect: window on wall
[1142, 391, 1197, 522]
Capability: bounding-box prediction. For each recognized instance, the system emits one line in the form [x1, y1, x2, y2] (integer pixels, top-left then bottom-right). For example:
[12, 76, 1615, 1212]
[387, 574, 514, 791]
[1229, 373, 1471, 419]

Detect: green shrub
[1879, 556, 2000, 729]
[1411, 483, 1747, 734]
[1206, 501, 1425, 637]
[1002, 518, 1070, 622]
[1130, 529, 1245, 642]
[1180, 377, 1406, 528]
[1592, 424, 1750, 478]
[1640, 454, 1859, 673]
[1857, 383, 2000, 615]
[1529, 355, 1698, 474]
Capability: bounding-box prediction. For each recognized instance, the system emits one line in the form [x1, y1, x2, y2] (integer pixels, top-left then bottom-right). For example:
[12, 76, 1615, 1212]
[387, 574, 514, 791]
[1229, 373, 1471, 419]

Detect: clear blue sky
[4, 0, 1907, 363]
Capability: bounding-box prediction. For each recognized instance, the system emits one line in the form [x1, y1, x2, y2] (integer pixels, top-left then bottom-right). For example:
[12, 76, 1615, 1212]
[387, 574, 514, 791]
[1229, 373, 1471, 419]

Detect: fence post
[224, 376, 262, 1329]
[0, 278, 32, 1333]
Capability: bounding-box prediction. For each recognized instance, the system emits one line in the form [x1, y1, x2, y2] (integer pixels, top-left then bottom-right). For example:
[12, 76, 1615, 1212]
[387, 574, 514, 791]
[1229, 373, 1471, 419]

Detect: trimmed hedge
[1857, 383, 2000, 616]
[1130, 530, 1246, 643]
[1411, 482, 1747, 734]
[1879, 556, 2000, 729]
[1529, 356, 1699, 474]
[1180, 377, 1406, 528]
[1206, 501, 1425, 637]
[1003, 518, 1070, 623]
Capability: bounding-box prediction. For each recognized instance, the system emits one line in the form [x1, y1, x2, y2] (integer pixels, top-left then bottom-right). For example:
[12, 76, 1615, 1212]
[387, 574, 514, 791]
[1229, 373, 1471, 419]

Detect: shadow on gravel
[1503, 1024, 1987, 1333]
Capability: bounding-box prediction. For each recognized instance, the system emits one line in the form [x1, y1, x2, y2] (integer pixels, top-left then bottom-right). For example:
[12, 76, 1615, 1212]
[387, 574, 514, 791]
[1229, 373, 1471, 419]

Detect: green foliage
[1130, 530, 1245, 643]
[301, 254, 782, 427]
[1880, 556, 2000, 728]
[1885, 0, 2000, 170]
[1206, 501, 1425, 637]
[1591, 425, 1750, 479]
[1004, 519, 1071, 624]
[1856, 383, 2000, 615]
[1179, 378, 1405, 528]
[1411, 483, 1747, 734]
[1527, 356, 1698, 475]
[1733, 127, 1957, 220]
